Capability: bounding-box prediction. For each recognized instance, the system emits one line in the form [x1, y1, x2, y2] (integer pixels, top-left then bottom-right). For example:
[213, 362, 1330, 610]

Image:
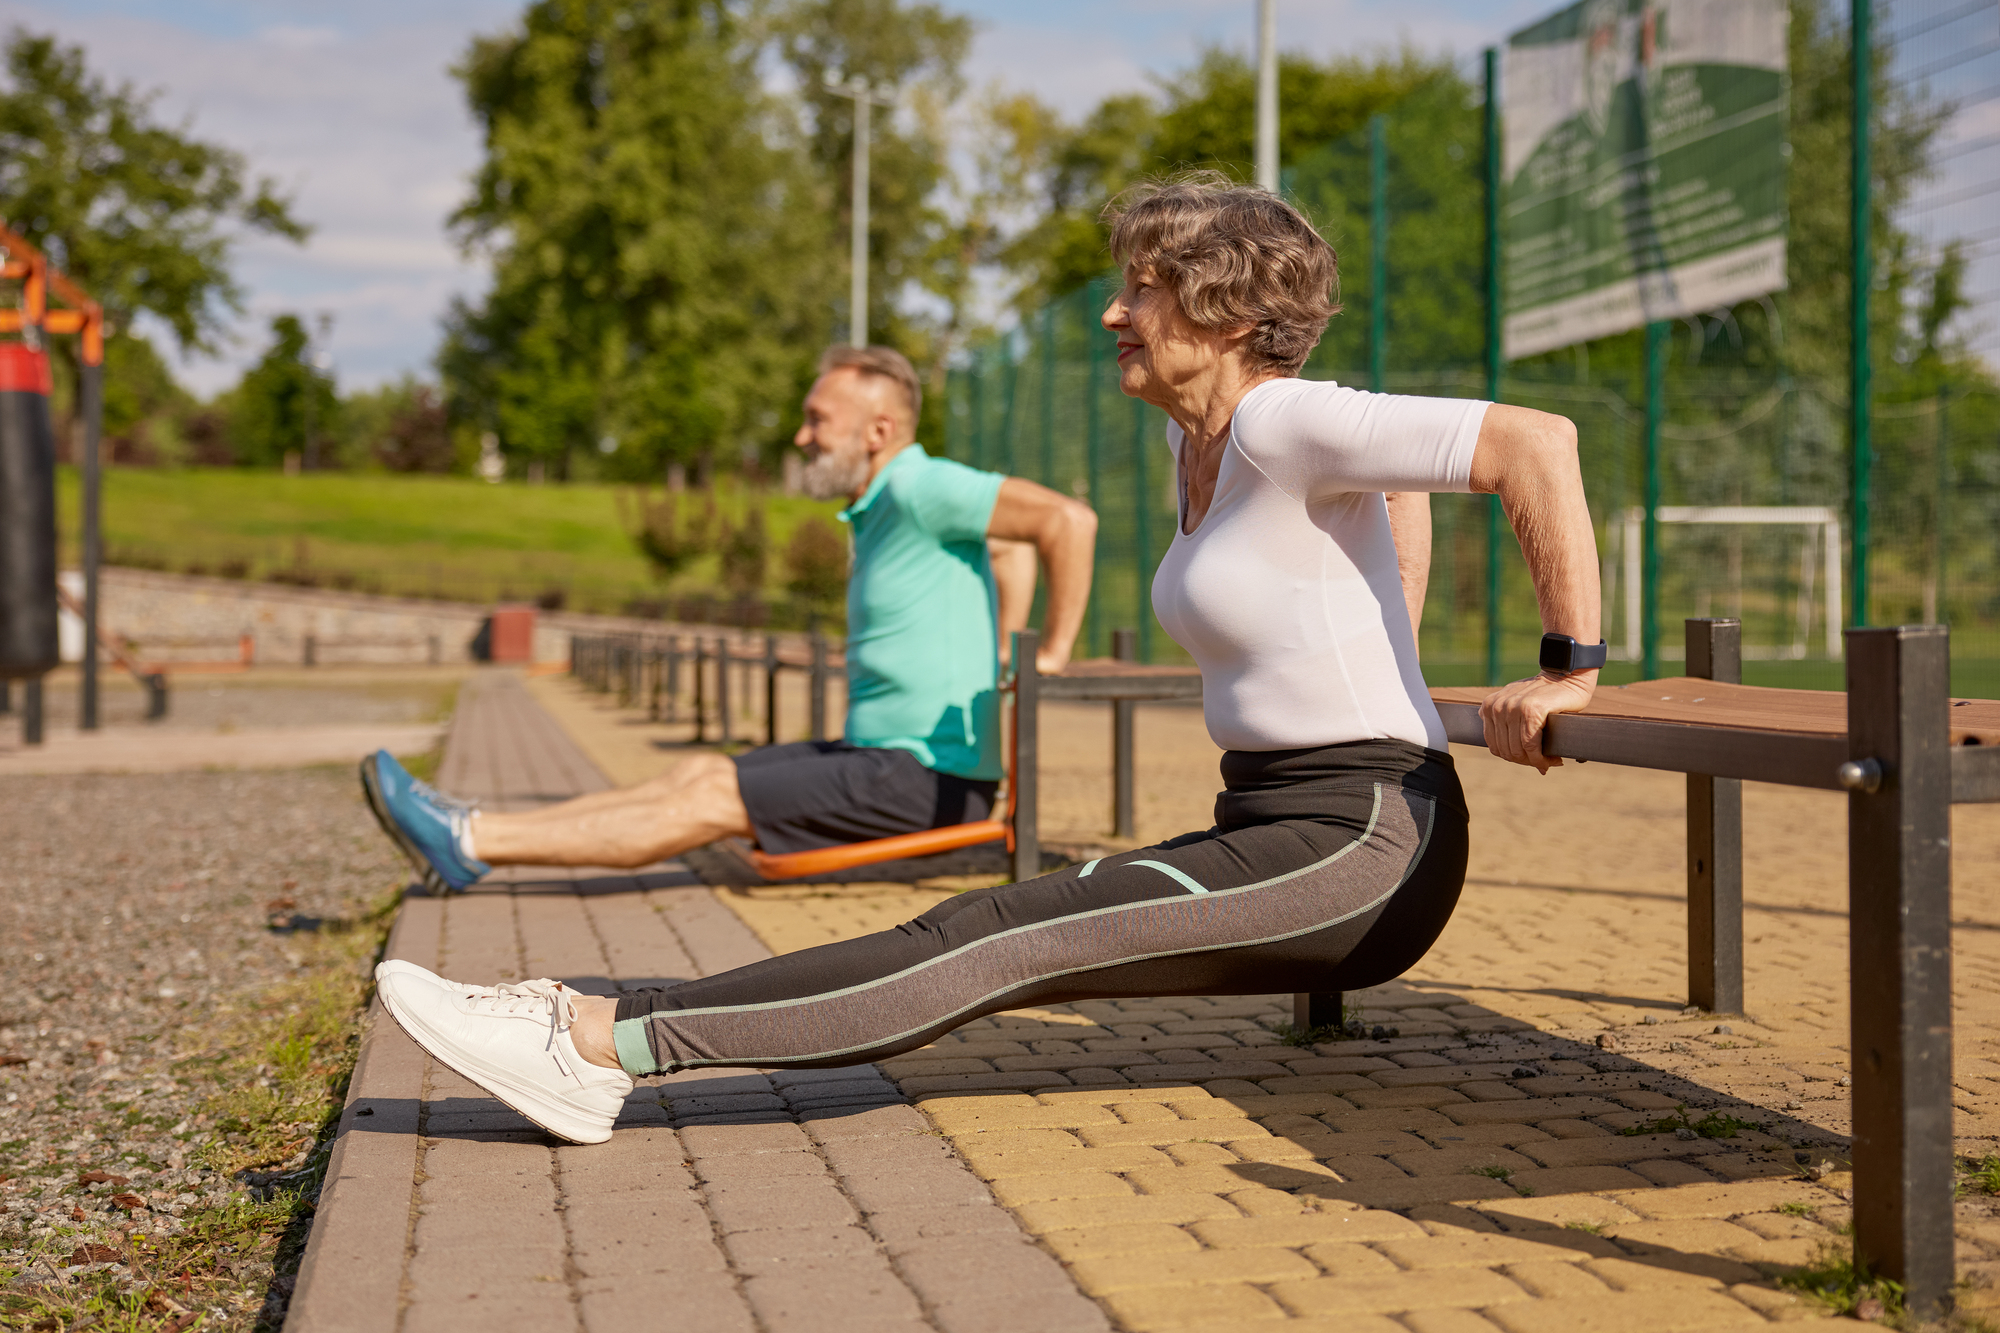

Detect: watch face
[1539, 635, 1571, 671]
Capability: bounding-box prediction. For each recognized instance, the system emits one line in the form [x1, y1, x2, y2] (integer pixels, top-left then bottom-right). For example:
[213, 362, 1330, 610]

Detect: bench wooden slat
[1433, 676, 2000, 746]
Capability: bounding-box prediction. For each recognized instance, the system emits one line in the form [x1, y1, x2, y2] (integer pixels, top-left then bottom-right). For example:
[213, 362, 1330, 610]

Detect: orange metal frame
[0, 221, 105, 367]
[745, 674, 1018, 881]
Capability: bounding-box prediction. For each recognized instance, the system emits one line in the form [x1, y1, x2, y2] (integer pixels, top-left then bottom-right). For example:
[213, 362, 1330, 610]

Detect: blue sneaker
[360, 750, 490, 892]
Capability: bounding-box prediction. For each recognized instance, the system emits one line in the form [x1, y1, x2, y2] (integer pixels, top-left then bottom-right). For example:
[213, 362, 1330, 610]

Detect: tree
[441, 0, 832, 484]
[0, 28, 307, 423]
[230, 315, 337, 469]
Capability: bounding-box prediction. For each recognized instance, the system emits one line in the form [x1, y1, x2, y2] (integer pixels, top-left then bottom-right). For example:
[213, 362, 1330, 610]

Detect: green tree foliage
[624, 489, 715, 579]
[352, 381, 455, 474]
[0, 27, 307, 422]
[99, 332, 192, 464]
[717, 501, 769, 596]
[230, 315, 338, 469]
[783, 513, 848, 607]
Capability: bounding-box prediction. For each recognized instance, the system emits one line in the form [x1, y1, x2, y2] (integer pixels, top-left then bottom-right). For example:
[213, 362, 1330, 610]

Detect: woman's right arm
[1466, 404, 1602, 772]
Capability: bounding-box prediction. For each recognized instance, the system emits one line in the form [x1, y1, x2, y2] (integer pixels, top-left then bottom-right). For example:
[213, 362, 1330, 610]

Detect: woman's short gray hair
[1104, 171, 1340, 376]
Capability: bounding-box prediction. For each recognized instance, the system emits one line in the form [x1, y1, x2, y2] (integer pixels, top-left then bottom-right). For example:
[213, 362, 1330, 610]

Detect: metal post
[717, 637, 733, 745]
[1112, 628, 1137, 840]
[1294, 991, 1342, 1033]
[1844, 624, 1952, 1315]
[144, 672, 167, 721]
[809, 632, 827, 741]
[1132, 397, 1153, 664]
[1642, 320, 1668, 681]
[1039, 304, 1055, 486]
[1483, 47, 1505, 687]
[764, 634, 779, 747]
[0, 680, 10, 713]
[1686, 618, 1743, 1013]
[1850, 0, 1874, 628]
[1369, 112, 1388, 395]
[22, 676, 42, 745]
[80, 359, 102, 731]
[850, 85, 871, 345]
[665, 635, 681, 724]
[303, 634, 316, 668]
[692, 637, 707, 744]
[1086, 285, 1105, 658]
[1011, 629, 1039, 883]
[1254, 0, 1278, 192]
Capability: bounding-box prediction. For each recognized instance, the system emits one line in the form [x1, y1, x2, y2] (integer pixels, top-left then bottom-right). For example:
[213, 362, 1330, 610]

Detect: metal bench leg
[717, 638, 733, 745]
[1293, 991, 1342, 1032]
[1846, 625, 1953, 1317]
[1112, 628, 1137, 840]
[21, 676, 42, 745]
[809, 632, 827, 742]
[1011, 630, 1040, 883]
[1687, 618, 1743, 1012]
[764, 634, 779, 747]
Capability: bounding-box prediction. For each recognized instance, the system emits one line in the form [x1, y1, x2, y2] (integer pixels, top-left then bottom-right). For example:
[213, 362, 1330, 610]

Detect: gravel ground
[0, 766, 408, 1327]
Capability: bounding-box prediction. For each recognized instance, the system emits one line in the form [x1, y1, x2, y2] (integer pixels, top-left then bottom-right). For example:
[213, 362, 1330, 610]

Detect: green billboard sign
[1502, 0, 1789, 359]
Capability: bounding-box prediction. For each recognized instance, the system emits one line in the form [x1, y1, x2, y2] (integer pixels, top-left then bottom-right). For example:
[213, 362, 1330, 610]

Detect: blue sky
[1, 1, 1990, 393]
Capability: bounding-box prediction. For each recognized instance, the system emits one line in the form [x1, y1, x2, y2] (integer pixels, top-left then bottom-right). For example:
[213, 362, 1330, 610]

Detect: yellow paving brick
[1476, 1196, 1644, 1232]
[1270, 1267, 1532, 1317]
[1165, 1142, 1240, 1166]
[1321, 1153, 1414, 1181]
[1322, 1107, 1462, 1133]
[1074, 1120, 1272, 1148]
[1346, 1085, 1474, 1109]
[1294, 1241, 1406, 1277]
[1172, 1319, 1406, 1333]
[1227, 1137, 1320, 1163]
[1190, 1209, 1425, 1247]
[1481, 1289, 1764, 1333]
[1097, 1282, 1288, 1330]
[1397, 1311, 1511, 1333]
[1013, 1192, 1243, 1231]
[1375, 1229, 1621, 1269]
[986, 1172, 1136, 1206]
[960, 1144, 1173, 1179]
[1209, 1092, 1360, 1117]
[1726, 1236, 1826, 1267]
[1390, 1146, 1540, 1177]
[916, 1093, 1035, 1114]
[1069, 1246, 1320, 1295]
[1603, 1217, 1771, 1255]
[943, 1128, 1081, 1155]
[1221, 1187, 1310, 1216]
[1411, 1204, 1506, 1234]
[1725, 1280, 1836, 1320]
[1504, 1165, 1653, 1195]
[1113, 1101, 1183, 1122]
[1125, 1160, 1340, 1196]
[1607, 1179, 1832, 1220]
[1584, 1254, 1764, 1291]
[1311, 1173, 1518, 1209]
[1502, 1259, 1618, 1297]
[923, 1103, 1119, 1133]
[1039, 1222, 1204, 1261]
[1036, 1084, 1212, 1104]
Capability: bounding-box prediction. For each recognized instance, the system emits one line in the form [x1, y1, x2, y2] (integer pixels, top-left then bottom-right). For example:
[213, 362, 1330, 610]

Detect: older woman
[374, 174, 1601, 1146]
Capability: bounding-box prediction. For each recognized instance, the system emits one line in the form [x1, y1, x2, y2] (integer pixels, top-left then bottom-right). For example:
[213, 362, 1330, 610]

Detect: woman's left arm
[1466, 404, 1601, 772]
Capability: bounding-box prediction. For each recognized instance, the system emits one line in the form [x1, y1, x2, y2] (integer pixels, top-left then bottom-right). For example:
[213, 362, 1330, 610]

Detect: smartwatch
[1539, 633, 1608, 674]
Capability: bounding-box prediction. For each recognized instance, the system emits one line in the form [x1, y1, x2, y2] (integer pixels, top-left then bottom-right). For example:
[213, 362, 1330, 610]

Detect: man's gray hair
[818, 345, 921, 424]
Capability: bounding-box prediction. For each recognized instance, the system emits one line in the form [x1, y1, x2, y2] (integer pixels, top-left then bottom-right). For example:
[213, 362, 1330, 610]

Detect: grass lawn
[57, 466, 845, 616]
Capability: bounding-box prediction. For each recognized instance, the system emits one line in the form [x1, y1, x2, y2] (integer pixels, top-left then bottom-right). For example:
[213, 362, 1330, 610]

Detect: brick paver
[286, 670, 1105, 1332]
[303, 668, 2000, 1331]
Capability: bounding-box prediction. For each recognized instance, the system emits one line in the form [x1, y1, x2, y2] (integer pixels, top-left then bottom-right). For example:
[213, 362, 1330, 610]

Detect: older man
[363, 345, 1096, 890]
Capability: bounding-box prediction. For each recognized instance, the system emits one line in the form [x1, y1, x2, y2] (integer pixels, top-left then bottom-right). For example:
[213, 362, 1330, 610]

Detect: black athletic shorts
[731, 740, 1000, 855]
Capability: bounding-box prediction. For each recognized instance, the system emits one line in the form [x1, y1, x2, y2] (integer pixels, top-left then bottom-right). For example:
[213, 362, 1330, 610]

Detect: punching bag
[0, 342, 58, 679]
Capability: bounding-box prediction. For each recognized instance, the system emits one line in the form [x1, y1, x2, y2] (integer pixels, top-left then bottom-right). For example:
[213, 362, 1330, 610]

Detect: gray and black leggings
[610, 739, 1469, 1075]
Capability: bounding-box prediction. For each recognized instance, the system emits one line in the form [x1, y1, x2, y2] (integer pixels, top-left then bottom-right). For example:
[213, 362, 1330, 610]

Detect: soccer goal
[1608, 506, 1844, 663]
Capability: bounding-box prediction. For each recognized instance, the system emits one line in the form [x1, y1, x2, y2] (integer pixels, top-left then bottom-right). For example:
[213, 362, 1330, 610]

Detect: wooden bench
[1390, 619, 1994, 1314]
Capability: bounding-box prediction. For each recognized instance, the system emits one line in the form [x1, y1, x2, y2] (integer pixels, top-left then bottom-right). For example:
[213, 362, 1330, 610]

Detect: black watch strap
[1539, 633, 1608, 673]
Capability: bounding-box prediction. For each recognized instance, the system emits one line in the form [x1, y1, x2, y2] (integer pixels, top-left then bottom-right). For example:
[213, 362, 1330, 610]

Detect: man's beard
[799, 437, 871, 500]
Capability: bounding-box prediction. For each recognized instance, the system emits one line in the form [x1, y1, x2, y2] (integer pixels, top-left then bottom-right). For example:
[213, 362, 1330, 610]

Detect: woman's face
[1101, 265, 1246, 409]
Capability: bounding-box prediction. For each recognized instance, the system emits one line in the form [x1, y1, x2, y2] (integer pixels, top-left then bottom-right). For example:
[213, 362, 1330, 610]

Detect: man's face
[794, 369, 881, 500]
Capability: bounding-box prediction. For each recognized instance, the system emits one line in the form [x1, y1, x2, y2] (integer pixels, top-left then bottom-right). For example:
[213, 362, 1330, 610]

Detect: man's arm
[988, 538, 1037, 667]
[985, 477, 1096, 673]
[1466, 404, 1601, 772]
[1385, 491, 1431, 642]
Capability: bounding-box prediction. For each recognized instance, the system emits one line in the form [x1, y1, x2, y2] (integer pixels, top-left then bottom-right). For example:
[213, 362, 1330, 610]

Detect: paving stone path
[289, 669, 2000, 1332]
[286, 671, 1104, 1333]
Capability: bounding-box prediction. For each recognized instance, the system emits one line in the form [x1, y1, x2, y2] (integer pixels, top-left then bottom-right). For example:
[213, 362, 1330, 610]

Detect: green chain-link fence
[943, 78, 2000, 695]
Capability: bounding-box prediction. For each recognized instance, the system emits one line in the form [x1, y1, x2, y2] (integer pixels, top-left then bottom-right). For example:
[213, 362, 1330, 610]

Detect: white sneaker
[376, 959, 499, 995]
[375, 970, 632, 1144]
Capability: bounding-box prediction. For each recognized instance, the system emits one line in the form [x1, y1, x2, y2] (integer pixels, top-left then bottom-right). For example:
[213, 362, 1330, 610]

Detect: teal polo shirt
[840, 446, 1006, 780]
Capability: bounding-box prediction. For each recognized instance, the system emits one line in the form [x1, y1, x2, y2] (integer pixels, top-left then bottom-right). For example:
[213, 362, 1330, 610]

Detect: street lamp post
[1255, 0, 1278, 191]
[825, 70, 896, 347]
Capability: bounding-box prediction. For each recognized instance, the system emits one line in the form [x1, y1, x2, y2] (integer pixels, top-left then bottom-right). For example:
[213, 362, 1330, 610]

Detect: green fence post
[1936, 387, 1949, 628]
[1040, 304, 1056, 486]
[1370, 112, 1388, 395]
[1132, 395, 1153, 664]
[970, 356, 985, 471]
[1851, 0, 1873, 628]
[999, 343, 1020, 477]
[1643, 320, 1668, 681]
[1483, 46, 1504, 687]
[1086, 285, 1106, 659]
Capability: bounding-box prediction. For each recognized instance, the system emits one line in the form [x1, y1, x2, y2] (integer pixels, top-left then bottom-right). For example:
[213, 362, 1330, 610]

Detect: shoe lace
[411, 775, 476, 818]
[467, 978, 578, 1050]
